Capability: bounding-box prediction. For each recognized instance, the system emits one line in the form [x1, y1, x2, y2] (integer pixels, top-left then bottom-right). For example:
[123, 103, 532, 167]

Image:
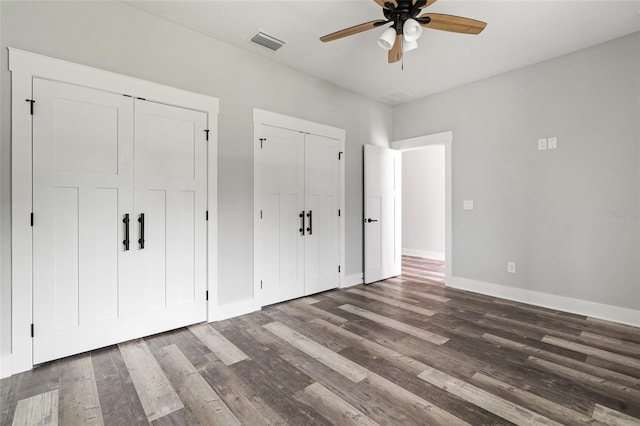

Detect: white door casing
[364, 145, 402, 284]
[10, 48, 219, 375]
[253, 109, 345, 308]
[133, 100, 208, 336]
[32, 79, 136, 364]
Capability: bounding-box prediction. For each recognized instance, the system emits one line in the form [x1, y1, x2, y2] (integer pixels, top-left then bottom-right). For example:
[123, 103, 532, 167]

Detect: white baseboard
[212, 298, 260, 322]
[450, 276, 640, 328]
[402, 248, 445, 261]
[0, 354, 12, 379]
[342, 273, 364, 289]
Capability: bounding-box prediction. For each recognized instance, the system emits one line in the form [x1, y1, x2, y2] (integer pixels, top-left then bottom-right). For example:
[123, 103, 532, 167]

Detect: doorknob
[365, 218, 378, 223]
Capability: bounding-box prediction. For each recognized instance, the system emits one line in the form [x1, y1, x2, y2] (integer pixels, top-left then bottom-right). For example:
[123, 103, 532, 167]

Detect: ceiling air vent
[250, 31, 286, 52]
[382, 91, 413, 104]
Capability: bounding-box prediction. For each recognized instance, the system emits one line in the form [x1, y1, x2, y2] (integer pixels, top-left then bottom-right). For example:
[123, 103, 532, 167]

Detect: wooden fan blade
[413, 0, 437, 9]
[320, 20, 387, 42]
[388, 34, 403, 63]
[374, 0, 398, 8]
[420, 13, 487, 35]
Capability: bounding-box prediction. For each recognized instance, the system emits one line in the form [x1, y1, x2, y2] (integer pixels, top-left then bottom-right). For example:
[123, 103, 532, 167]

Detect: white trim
[0, 355, 12, 379]
[342, 273, 364, 289]
[450, 276, 640, 328]
[213, 299, 260, 322]
[402, 248, 445, 261]
[252, 108, 346, 307]
[9, 47, 219, 375]
[392, 130, 453, 285]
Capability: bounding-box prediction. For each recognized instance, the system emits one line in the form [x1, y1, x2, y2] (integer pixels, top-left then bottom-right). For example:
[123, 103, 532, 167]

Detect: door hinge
[30, 213, 34, 226]
[338, 265, 341, 273]
[259, 138, 266, 149]
[260, 210, 263, 219]
[206, 211, 209, 221]
[338, 209, 341, 217]
[30, 323, 34, 338]
[25, 99, 35, 115]
[206, 290, 209, 301]
[338, 151, 343, 160]
[204, 130, 210, 141]
[260, 280, 263, 289]
[123, 94, 133, 98]
[136, 97, 146, 101]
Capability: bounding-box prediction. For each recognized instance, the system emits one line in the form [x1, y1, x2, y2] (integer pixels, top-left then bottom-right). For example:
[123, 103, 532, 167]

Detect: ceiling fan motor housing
[383, 0, 427, 34]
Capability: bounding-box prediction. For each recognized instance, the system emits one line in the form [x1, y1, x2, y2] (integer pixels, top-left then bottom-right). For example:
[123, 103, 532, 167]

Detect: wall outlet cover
[507, 262, 516, 273]
[548, 137, 558, 149]
[538, 138, 547, 150]
[463, 200, 474, 210]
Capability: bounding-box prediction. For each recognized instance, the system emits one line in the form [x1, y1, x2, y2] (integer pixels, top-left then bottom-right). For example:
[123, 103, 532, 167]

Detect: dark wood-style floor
[2, 256, 640, 425]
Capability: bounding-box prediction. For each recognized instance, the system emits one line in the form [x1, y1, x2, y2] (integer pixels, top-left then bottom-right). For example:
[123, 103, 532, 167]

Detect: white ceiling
[127, 0, 640, 105]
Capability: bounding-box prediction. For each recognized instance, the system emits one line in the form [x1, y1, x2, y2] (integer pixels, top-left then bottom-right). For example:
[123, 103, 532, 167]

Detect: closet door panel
[304, 134, 340, 295]
[32, 78, 135, 364]
[256, 125, 305, 306]
[134, 100, 207, 335]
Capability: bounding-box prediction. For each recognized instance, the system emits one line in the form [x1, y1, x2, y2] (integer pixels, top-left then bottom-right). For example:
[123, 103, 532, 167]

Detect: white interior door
[134, 100, 207, 335]
[255, 125, 305, 306]
[364, 145, 402, 284]
[304, 134, 340, 295]
[32, 79, 135, 364]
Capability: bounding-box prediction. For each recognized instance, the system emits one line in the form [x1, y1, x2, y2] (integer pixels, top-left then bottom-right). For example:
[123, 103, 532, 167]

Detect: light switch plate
[507, 262, 516, 273]
[463, 200, 474, 210]
[548, 137, 557, 149]
[538, 138, 547, 150]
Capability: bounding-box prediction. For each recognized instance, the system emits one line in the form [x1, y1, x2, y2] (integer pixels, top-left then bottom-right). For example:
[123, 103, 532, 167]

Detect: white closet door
[364, 145, 402, 284]
[32, 79, 135, 364]
[256, 125, 305, 306]
[133, 100, 207, 335]
[304, 134, 340, 295]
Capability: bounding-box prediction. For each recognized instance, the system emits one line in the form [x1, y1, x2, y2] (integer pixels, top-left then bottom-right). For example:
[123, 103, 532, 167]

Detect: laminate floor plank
[3, 256, 640, 426]
[154, 344, 240, 425]
[188, 323, 249, 366]
[11, 389, 58, 426]
[57, 354, 104, 425]
[91, 346, 148, 426]
[118, 339, 184, 422]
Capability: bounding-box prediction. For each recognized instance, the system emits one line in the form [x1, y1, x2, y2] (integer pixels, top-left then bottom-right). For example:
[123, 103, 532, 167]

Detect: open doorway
[401, 146, 445, 285]
[392, 130, 452, 286]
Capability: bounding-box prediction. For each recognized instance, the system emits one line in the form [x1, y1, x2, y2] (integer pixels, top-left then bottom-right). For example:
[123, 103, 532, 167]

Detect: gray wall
[394, 32, 640, 310]
[0, 1, 393, 356]
[402, 146, 445, 257]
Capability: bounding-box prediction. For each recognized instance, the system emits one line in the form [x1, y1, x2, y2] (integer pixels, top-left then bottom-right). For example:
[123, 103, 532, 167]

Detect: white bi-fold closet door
[32, 78, 207, 364]
[256, 124, 341, 306]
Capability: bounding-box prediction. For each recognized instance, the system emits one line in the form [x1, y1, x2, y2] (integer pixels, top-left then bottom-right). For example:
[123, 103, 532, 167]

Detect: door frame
[9, 48, 219, 375]
[391, 130, 453, 284]
[252, 108, 346, 307]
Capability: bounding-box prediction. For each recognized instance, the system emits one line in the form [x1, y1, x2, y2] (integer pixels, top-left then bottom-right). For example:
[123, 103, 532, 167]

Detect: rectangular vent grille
[382, 91, 413, 104]
[250, 31, 285, 51]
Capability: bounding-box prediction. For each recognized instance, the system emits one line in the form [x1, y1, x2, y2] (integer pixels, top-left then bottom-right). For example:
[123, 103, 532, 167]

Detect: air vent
[382, 91, 413, 104]
[250, 31, 286, 51]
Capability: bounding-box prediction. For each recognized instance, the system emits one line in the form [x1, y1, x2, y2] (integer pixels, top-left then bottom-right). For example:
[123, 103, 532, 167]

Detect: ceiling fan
[320, 0, 487, 64]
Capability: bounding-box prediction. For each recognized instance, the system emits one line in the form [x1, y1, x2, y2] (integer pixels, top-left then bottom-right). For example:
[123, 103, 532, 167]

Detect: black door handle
[306, 210, 313, 235]
[123, 214, 130, 251]
[299, 211, 305, 236]
[138, 213, 145, 249]
[365, 218, 378, 223]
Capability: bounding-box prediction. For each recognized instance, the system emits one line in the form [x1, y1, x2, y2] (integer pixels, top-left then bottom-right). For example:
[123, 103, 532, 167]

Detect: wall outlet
[507, 262, 516, 273]
[463, 200, 474, 210]
[548, 137, 558, 149]
[537, 138, 547, 150]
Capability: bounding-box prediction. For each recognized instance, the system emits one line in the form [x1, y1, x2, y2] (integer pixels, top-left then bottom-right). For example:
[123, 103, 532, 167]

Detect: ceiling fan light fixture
[403, 18, 423, 42]
[403, 39, 418, 53]
[377, 27, 397, 50]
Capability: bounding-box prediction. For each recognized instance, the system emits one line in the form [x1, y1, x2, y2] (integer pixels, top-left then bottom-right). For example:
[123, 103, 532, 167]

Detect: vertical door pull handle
[123, 214, 130, 251]
[138, 213, 145, 249]
[306, 210, 313, 235]
[299, 211, 305, 236]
